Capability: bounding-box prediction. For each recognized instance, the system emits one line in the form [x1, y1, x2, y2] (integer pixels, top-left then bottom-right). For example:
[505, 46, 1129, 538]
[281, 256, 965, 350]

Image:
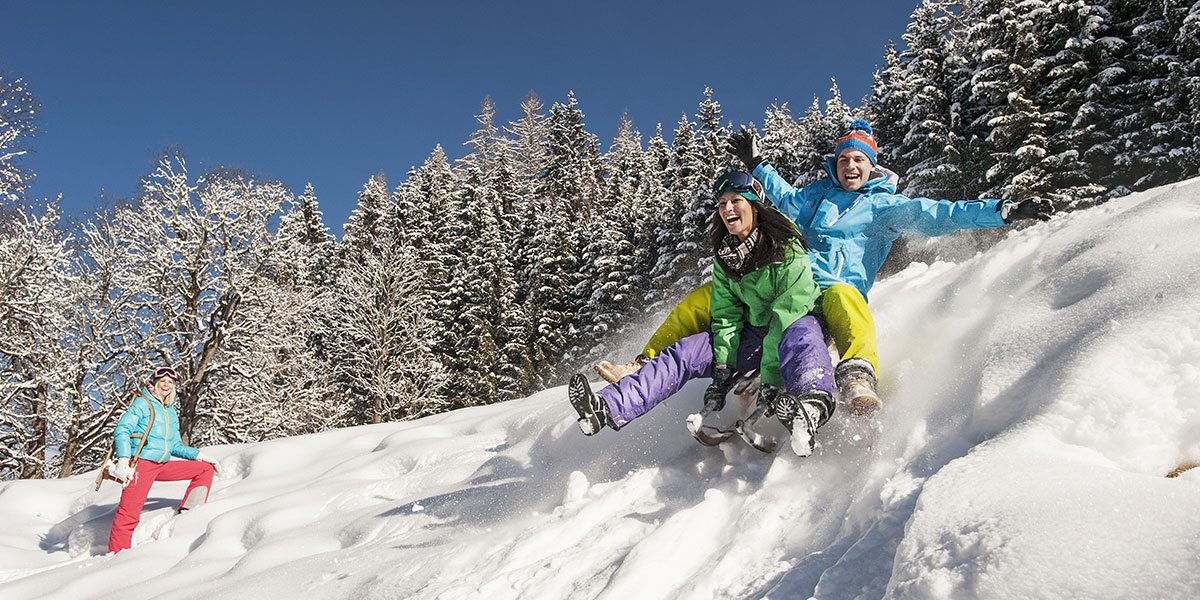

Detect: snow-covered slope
[3, 180, 1200, 600]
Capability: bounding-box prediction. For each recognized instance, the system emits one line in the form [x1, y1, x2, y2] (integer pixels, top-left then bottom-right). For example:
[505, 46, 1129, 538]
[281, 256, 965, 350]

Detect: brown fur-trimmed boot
[835, 358, 880, 416]
[594, 355, 649, 384]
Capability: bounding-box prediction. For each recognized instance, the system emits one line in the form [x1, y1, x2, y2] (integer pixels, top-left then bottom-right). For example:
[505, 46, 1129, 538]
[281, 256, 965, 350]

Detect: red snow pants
[107, 459, 214, 553]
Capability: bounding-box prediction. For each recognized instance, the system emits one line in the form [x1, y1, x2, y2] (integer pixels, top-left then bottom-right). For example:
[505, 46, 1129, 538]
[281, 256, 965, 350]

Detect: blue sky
[4, 1, 919, 235]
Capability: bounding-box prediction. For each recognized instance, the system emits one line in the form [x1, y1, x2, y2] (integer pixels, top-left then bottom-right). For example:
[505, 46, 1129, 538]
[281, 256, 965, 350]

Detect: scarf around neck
[716, 228, 760, 276]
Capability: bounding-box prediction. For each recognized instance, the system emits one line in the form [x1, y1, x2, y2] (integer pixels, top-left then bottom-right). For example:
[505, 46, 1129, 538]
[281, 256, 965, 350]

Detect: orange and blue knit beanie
[834, 119, 878, 165]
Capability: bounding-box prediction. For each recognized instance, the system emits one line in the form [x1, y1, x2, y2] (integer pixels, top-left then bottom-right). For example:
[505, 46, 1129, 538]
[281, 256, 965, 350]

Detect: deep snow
[2, 179, 1200, 600]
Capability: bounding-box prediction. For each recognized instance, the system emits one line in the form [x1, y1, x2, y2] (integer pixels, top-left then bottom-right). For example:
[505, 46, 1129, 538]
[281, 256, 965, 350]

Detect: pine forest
[2, 0, 1199, 479]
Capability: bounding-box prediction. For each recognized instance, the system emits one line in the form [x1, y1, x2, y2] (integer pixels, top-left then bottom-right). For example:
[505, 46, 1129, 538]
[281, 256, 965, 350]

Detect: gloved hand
[704, 365, 735, 411]
[757, 384, 780, 411]
[196, 450, 222, 474]
[727, 128, 762, 172]
[111, 457, 134, 484]
[1003, 198, 1055, 222]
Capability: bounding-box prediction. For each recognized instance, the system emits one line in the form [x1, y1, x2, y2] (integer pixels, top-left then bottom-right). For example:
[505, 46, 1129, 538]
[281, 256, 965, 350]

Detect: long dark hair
[710, 200, 806, 279]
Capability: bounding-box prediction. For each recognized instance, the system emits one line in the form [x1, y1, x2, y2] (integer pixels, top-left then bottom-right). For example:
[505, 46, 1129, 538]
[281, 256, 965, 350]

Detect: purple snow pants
[599, 315, 835, 429]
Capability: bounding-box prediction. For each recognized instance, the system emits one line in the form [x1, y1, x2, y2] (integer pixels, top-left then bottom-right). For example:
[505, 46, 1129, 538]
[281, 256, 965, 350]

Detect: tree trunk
[179, 290, 242, 444]
[21, 383, 48, 479]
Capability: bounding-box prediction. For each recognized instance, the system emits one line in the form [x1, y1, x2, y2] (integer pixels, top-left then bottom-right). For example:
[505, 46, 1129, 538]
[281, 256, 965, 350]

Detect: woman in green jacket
[568, 169, 836, 455]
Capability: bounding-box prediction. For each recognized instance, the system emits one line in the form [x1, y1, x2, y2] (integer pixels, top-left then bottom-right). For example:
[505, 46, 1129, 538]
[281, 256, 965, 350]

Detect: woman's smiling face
[152, 377, 176, 402]
[718, 191, 756, 240]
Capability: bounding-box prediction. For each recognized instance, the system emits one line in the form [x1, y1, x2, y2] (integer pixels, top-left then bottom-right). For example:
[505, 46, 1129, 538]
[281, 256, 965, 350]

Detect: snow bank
[2, 179, 1199, 600]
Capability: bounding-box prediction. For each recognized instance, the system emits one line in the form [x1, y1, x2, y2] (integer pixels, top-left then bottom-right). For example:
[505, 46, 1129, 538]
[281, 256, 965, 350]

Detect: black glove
[704, 365, 735, 411]
[727, 128, 762, 172]
[757, 384, 779, 411]
[1003, 198, 1055, 223]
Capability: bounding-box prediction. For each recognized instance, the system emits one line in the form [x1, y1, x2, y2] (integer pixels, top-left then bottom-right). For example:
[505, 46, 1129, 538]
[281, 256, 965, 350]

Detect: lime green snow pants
[640, 281, 879, 375]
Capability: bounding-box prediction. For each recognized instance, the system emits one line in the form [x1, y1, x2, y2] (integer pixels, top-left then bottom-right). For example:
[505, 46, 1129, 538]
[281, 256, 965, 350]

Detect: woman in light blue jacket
[106, 366, 221, 553]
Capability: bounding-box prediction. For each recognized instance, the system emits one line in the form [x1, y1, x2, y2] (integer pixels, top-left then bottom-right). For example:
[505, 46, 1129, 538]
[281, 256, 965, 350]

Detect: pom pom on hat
[834, 119, 878, 165]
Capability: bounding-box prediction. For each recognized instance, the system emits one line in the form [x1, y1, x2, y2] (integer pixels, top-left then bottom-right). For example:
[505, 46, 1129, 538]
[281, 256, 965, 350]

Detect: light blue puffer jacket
[753, 159, 1009, 299]
[113, 389, 199, 463]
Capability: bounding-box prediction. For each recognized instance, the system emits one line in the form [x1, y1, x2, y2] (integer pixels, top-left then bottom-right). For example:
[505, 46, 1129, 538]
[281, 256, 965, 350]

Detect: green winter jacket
[710, 240, 822, 386]
[113, 389, 199, 463]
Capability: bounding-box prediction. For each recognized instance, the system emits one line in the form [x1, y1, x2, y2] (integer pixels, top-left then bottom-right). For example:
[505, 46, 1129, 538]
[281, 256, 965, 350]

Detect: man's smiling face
[836, 149, 874, 192]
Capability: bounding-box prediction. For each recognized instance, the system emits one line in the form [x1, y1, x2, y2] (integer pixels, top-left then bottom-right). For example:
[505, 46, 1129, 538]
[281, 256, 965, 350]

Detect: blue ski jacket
[113, 389, 199, 463]
[752, 158, 1009, 299]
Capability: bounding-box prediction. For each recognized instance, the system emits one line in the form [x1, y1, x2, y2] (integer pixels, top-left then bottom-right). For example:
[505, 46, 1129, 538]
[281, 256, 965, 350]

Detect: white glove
[196, 450, 221, 474]
[111, 457, 134, 483]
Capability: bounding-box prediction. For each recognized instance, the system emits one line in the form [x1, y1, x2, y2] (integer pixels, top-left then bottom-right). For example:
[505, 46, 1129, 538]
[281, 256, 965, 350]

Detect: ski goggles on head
[149, 366, 180, 383]
[712, 169, 764, 201]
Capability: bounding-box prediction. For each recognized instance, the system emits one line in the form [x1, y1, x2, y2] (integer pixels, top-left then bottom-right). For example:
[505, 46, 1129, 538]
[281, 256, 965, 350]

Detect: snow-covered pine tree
[460, 97, 522, 242]
[442, 171, 518, 406]
[695, 87, 731, 179]
[507, 91, 550, 201]
[434, 99, 520, 406]
[483, 180, 535, 400]
[1028, 0, 1111, 205]
[824, 81, 855, 139]
[677, 88, 731, 291]
[1101, 0, 1193, 192]
[329, 174, 396, 425]
[1181, 1, 1200, 174]
[566, 114, 646, 364]
[401, 146, 459, 353]
[893, 1, 964, 198]
[433, 186, 485, 405]
[647, 114, 702, 309]
[960, 0, 1047, 199]
[328, 224, 447, 423]
[647, 123, 672, 181]
[458, 99, 532, 397]
[421, 162, 481, 387]
[543, 92, 605, 361]
[573, 216, 637, 365]
[545, 91, 602, 220]
[785, 98, 833, 187]
[522, 187, 577, 385]
[283, 183, 338, 382]
[668, 113, 703, 194]
[761, 102, 807, 184]
[506, 92, 550, 309]
[490, 136, 523, 241]
[290, 183, 336, 286]
[990, 1, 1057, 199]
[631, 124, 670, 309]
[867, 40, 911, 169]
[941, 0, 1005, 201]
[340, 172, 391, 264]
[0, 66, 39, 203]
[0, 203, 75, 479]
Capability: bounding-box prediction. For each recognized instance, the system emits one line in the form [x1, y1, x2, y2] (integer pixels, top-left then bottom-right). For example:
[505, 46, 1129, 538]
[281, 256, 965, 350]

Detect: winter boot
[594, 355, 649, 384]
[772, 390, 833, 457]
[568, 374, 613, 436]
[177, 485, 209, 514]
[835, 358, 880, 416]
